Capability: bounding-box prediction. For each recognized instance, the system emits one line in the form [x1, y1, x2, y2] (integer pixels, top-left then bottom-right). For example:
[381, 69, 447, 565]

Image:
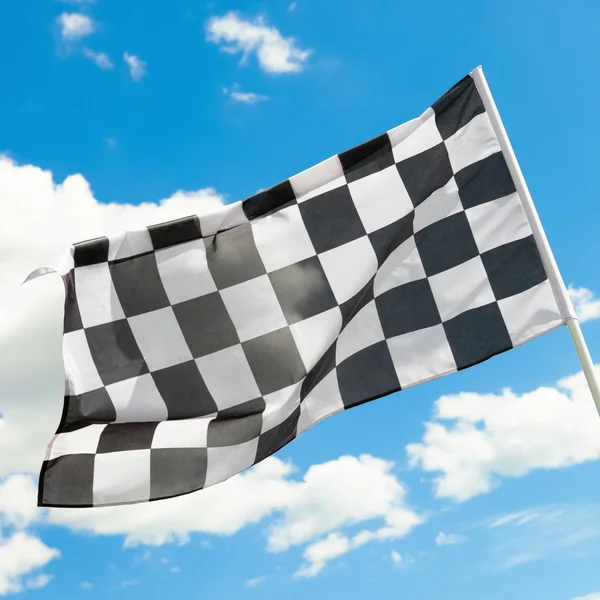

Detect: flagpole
[566, 318, 600, 414]
[471, 66, 600, 418]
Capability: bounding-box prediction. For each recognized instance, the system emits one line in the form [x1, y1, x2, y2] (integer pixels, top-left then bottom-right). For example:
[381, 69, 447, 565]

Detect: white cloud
[222, 84, 269, 104]
[206, 12, 311, 74]
[406, 366, 600, 501]
[294, 526, 416, 578]
[0, 532, 59, 595]
[244, 576, 266, 587]
[81, 582, 93, 590]
[289, 2, 297, 11]
[484, 504, 600, 570]
[435, 532, 467, 546]
[0, 476, 39, 530]
[123, 52, 147, 81]
[569, 286, 600, 323]
[294, 532, 351, 578]
[489, 510, 542, 528]
[57, 13, 94, 41]
[572, 594, 600, 600]
[0, 155, 225, 479]
[231, 91, 267, 104]
[232, 91, 269, 104]
[25, 574, 53, 590]
[83, 48, 113, 70]
[267, 455, 422, 553]
[270, 456, 423, 578]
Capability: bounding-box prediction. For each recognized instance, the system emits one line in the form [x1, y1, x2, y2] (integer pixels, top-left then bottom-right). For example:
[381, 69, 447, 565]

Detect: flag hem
[469, 66, 575, 322]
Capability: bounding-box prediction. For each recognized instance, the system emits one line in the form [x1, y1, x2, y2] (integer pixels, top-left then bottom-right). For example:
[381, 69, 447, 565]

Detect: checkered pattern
[38, 72, 565, 508]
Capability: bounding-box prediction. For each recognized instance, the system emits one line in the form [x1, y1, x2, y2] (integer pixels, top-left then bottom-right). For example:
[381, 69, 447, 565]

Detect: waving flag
[37, 67, 576, 508]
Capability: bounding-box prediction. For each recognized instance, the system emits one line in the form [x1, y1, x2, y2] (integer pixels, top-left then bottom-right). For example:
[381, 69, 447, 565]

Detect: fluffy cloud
[569, 286, 600, 324]
[57, 13, 94, 41]
[0, 156, 225, 478]
[572, 594, 600, 600]
[0, 476, 69, 596]
[83, 48, 114, 70]
[294, 532, 350, 578]
[390, 549, 402, 564]
[0, 476, 39, 530]
[206, 12, 311, 74]
[123, 52, 147, 81]
[274, 456, 423, 578]
[407, 367, 600, 502]
[0, 533, 59, 595]
[55, 14, 112, 70]
[267, 455, 422, 553]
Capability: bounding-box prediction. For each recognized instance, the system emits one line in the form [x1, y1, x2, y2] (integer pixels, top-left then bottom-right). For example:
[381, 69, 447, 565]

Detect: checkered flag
[37, 68, 573, 508]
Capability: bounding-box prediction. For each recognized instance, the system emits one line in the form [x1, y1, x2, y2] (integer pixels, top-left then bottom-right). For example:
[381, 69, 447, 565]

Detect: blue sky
[1, 0, 600, 599]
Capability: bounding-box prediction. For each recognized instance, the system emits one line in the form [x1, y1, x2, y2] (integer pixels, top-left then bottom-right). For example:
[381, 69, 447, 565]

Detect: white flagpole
[567, 318, 600, 415]
[471, 66, 600, 418]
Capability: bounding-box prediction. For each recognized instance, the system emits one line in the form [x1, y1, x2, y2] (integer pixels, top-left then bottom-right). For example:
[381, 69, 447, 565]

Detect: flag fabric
[38, 71, 567, 508]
